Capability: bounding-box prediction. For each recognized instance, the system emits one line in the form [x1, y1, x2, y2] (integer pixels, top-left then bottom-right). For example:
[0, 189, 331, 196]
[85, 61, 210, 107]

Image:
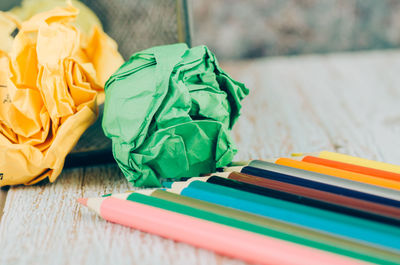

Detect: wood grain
[1, 50, 400, 265]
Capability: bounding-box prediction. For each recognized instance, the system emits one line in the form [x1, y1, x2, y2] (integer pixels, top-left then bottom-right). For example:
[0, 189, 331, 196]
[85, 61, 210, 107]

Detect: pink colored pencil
[78, 196, 367, 265]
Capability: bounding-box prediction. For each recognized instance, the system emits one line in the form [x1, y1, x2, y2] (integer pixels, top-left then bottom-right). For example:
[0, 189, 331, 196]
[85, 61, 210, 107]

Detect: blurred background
[192, 0, 400, 60]
[2, 0, 400, 60]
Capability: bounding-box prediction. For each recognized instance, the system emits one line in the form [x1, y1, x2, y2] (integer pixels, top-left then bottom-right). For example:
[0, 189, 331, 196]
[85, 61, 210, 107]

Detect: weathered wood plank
[286, 51, 400, 163]
[225, 56, 336, 160]
[226, 50, 400, 162]
[1, 50, 399, 265]
[0, 165, 247, 265]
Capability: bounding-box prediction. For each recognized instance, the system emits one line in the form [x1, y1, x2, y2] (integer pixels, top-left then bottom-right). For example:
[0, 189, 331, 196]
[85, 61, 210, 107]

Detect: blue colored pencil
[168, 180, 400, 252]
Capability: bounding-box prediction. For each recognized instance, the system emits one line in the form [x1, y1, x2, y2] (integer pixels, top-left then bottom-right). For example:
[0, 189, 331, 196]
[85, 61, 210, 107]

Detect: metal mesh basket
[80, 0, 191, 59]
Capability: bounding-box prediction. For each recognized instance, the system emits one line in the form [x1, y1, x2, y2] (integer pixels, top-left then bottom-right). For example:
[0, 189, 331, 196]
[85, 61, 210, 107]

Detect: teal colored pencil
[110, 189, 400, 265]
[167, 180, 400, 252]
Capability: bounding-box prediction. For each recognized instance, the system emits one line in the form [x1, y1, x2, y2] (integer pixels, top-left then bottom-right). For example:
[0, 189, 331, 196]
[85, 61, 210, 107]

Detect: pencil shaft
[276, 158, 400, 191]
[125, 192, 394, 263]
[243, 163, 400, 208]
[177, 181, 400, 251]
[247, 160, 400, 201]
[303, 156, 400, 182]
[318, 151, 400, 174]
[222, 173, 400, 222]
[209, 176, 400, 226]
[149, 190, 400, 264]
[98, 197, 365, 265]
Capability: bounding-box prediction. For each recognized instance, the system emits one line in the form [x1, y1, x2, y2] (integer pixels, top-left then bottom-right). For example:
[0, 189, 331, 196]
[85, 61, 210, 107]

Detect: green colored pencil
[110, 190, 400, 265]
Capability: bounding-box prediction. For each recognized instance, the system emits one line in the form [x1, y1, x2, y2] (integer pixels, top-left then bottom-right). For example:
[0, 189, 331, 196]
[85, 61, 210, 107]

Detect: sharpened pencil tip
[77, 197, 88, 206]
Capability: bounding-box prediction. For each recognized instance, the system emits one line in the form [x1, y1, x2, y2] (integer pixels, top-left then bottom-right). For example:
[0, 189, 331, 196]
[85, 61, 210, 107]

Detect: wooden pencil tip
[229, 160, 250, 166]
[77, 197, 88, 206]
[223, 166, 244, 172]
[291, 152, 305, 157]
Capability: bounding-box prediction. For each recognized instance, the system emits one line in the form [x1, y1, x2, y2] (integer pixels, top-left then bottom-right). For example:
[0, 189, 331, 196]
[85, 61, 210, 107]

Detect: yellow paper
[10, 0, 101, 35]
[0, 3, 124, 186]
[0, 12, 20, 53]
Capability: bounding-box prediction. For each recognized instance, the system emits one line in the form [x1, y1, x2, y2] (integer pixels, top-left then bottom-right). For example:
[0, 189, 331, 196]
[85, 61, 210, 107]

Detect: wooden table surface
[1, 50, 400, 265]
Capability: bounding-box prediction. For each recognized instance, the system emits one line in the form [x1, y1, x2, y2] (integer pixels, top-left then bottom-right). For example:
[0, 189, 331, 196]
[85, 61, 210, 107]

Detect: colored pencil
[78, 196, 367, 265]
[113, 191, 397, 264]
[110, 190, 400, 265]
[275, 158, 400, 191]
[318, 151, 400, 174]
[225, 172, 400, 220]
[207, 175, 400, 225]
[303, 156, 400, 182]
[165, 175, 400, 225]
[235, 165, 400, 208]
[237, 160, 400, 202]
[168, 180, 400, 251]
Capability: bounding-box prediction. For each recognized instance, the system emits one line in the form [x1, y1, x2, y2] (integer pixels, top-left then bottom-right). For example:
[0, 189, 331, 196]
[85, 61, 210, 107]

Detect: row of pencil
[79, 151, 400, 265]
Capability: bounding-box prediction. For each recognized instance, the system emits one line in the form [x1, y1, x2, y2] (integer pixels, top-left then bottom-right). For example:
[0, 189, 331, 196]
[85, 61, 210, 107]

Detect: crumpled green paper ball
[102, 43, 249, 187]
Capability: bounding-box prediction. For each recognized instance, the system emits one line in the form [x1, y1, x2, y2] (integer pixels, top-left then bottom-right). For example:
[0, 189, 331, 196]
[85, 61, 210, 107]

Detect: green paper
[102, 43, 249, 187]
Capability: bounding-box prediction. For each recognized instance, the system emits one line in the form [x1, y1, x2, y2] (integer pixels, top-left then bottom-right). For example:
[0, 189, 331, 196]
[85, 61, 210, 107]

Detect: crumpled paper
[9, 0, 102, 36]
[103, 43, 249, 187]
[0, 3, 124, 186]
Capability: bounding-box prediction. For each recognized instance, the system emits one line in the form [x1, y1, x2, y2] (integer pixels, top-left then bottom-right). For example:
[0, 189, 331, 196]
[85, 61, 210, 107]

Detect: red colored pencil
[303, 156, 400, 182]
[227, 172, 400, 220]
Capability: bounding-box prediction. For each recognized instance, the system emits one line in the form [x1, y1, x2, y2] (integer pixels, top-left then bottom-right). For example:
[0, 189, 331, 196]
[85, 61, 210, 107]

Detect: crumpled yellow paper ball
[9, 0, 102, 36]
[0, 3, 124, 186]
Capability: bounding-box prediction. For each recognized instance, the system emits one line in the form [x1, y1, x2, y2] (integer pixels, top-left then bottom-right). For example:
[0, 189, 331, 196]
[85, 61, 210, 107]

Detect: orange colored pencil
[275, 158, 400, 191]
[303, 156, 400, 182]
[318, 151, 400, 174]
